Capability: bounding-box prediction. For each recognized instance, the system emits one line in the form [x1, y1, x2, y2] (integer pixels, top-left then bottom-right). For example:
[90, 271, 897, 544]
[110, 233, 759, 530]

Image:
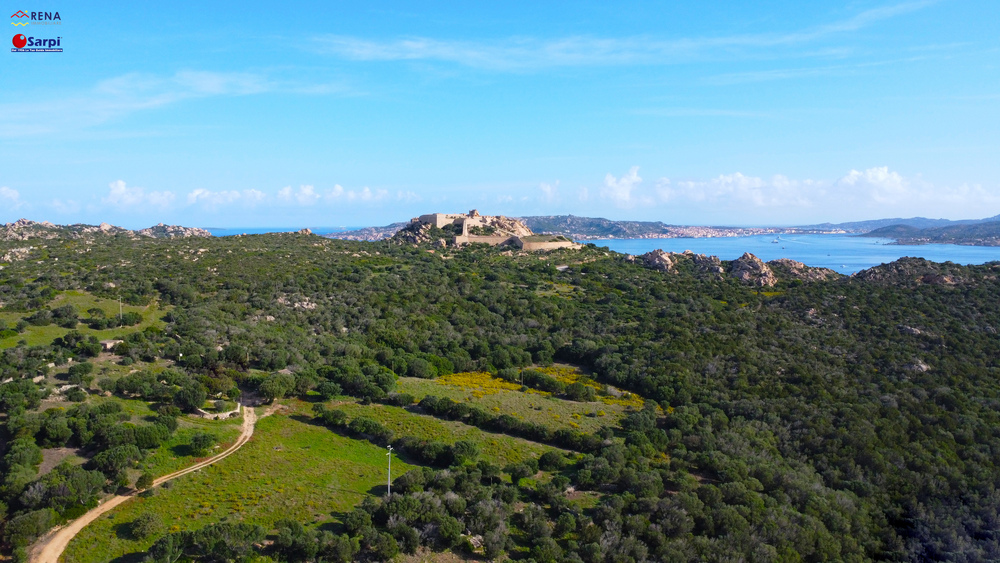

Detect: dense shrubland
[0, 231, 999, 561]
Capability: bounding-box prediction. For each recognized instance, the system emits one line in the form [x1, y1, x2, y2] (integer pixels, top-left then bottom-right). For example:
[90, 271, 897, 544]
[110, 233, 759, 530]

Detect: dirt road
[30, 404, 260, 563]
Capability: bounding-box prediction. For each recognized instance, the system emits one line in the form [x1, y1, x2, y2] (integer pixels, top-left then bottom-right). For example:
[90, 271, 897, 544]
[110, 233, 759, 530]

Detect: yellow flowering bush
[435, 371, 521, 398]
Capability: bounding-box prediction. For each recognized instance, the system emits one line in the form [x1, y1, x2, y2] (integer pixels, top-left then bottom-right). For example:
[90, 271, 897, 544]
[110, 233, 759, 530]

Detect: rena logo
[12, 34, 26, 48]
[10, 10, 61, 25]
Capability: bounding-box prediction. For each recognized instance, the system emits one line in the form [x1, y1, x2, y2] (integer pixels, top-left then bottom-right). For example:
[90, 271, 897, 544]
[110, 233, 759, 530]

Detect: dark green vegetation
[2, 228, 1000, 562]
[863, 221, 1000, 246]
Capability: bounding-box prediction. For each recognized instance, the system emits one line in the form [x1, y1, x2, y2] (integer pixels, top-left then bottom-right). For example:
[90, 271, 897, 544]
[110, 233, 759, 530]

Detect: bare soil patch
[38, 447, 86, 476]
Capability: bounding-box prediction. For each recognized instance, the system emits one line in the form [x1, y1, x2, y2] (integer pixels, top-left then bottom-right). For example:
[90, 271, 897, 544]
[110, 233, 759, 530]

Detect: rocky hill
[634, 250, 841, 286]
[521, 215, 675, 239]
[1, 219, 212, 242]
[861, 221, 1000, 246]
[850, 256, 985, 286]
[798, 213, 1000, 233]
[392, 211, 533, 245]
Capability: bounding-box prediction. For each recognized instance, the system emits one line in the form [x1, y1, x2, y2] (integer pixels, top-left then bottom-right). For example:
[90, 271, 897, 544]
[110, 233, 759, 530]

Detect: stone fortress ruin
[407, 210, 579, 250]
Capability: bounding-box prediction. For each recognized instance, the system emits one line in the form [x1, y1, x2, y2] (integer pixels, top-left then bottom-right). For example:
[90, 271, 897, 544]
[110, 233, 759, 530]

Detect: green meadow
[63, 405, 415, 563]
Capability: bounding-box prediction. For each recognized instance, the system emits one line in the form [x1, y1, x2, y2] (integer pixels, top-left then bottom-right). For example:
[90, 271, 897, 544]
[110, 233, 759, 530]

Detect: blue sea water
[204, 226, 359, 237]
[591, 234, 1000, 275]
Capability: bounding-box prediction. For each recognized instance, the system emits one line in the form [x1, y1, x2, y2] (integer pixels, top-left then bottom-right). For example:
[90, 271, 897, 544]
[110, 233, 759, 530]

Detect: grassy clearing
[140, 413, 244, 479]
[329, 398, 558, 467]
[396, 370, 638, 433]
[63, 404, 417, 563]
[0, 290, 168, 349]
[34, 396, 244, 480]
[535, 281, 580, 298]
[535, 365, 647, 409]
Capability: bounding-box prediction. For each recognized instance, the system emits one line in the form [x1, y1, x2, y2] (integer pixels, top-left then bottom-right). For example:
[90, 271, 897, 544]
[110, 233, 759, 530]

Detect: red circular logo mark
[12, 34, 27, 49]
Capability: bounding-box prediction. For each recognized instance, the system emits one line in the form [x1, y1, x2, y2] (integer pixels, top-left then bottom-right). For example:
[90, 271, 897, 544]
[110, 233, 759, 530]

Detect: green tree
[189, 432, 217, 456]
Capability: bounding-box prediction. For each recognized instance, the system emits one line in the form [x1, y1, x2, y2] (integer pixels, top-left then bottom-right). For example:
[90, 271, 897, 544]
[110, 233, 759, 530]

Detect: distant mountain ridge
[861, 221, 1000, 246]
[797, 214, 1000, 233]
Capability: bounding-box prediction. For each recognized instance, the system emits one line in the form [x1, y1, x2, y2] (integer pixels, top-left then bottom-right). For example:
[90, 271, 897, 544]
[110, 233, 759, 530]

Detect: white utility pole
[386, 445, 393, 496]
[118, 297, 123, 328]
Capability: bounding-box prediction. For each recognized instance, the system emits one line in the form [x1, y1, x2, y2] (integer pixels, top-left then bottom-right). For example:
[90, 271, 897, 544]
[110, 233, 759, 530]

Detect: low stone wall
[195, 403, 241, 420]
[454, 235, 516, 246]
[516, 239, 579, 251]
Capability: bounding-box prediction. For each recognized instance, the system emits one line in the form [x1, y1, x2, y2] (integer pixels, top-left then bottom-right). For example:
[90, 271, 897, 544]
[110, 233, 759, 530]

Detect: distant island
[861, 221, 1000, 246]
[325, 213, 1000, 246]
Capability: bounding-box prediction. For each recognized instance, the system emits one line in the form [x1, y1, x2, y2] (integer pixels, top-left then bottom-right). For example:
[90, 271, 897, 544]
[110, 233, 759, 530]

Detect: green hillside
[2, 229, 1000, 561]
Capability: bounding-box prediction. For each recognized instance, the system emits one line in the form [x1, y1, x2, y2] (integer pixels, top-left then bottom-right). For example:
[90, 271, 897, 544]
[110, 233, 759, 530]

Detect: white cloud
[578, 187, 590, 202]
[395, 190, 421, 203]
[539, 181, 559, 203]
[622, 165, 1000, 221]
[837, 166, 910, 203]
[278, 185, 321, 206]
[312, 2, 934, 70]
[1, 187, 23, 210]
[187, 188, 266, 208]
[51, 199, 80, 214]
[275, 184, 398, 206]
[664, 172, 814, 208]
[601, 166, 643, 207]
[325, 184, 391, 203]
[103, 180, 175, 210]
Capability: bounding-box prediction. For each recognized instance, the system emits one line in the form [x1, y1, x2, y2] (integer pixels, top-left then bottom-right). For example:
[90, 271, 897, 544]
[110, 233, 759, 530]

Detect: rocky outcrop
[1, 219, 61, 241]
[1, 246, 34, 262]
[690, 252, 724, 274]
[0, 219, 212, 241]
[636, 249, 723, 277]
[135, 223, 212, 238]
[641, 250, 674, 272]
[852, 257, 968, 286]
[767, 258, 840, 282]
[393, 221, 436, 244]
[730, 253, 777, 287]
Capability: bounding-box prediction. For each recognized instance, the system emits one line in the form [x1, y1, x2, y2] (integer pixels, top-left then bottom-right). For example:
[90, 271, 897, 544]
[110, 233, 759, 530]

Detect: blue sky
[1, 1, 999, 228]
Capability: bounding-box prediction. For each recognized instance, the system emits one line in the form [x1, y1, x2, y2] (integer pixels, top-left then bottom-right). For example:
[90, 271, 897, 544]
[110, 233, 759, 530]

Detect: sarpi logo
[11, 33, 61, 52]
[10, 10, 61, 26]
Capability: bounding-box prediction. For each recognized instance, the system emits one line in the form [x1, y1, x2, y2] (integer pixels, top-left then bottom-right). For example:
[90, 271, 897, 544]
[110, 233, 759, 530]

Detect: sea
[204, 227, 359, 237]
[591, 234, 1000, 275]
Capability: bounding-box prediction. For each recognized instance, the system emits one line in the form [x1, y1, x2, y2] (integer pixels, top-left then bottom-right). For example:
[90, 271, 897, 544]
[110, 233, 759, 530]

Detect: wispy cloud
[601, 167, 644, 208]
[0, 187, 24, 210]
[103, 180, 176, 210]
[278, 185, 322, 205]
[647, 166, 999, 216]
[539, 181, 559, 203]
[632, 108, 772, 118]
[0, 71, 351, 138]
[50, 198, 80, 215]
[311, 2, 936, 70]
[705, 54, 934, 85]
[187, 188, 266, 208]
[274, 184, 418, 206]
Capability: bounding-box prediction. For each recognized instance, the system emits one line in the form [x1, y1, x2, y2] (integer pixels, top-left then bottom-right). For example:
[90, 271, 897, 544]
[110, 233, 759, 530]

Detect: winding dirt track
[30, 405, 260, 563]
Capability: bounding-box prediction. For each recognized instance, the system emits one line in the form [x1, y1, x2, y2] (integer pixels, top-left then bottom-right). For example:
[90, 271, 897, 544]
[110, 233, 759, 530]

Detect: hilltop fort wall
[406, 210, 579, 250]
